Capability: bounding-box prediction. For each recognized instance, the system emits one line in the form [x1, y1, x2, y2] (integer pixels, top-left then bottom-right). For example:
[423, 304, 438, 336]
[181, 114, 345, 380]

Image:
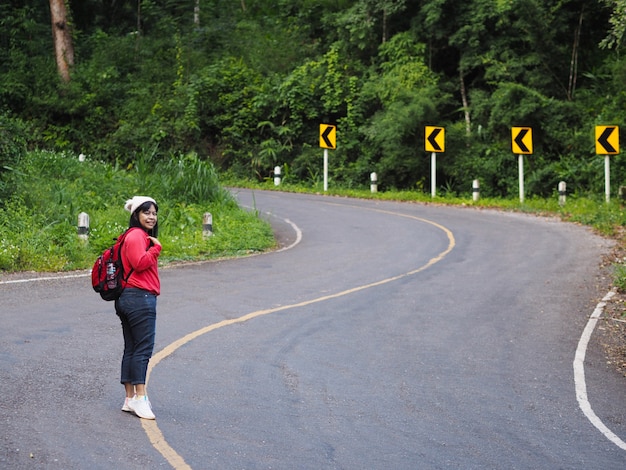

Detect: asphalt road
[1, 189, 625, 469]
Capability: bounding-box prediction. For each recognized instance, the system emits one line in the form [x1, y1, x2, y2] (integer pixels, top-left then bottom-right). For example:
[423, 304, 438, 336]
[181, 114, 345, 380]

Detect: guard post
[370, 172, 378, 193]
[78, 212, 89, 241]
[558, 181, 567, 206]
[472, 179, 480, 202]
[203, 212, 213, 238]
[274, 166, 281, 186]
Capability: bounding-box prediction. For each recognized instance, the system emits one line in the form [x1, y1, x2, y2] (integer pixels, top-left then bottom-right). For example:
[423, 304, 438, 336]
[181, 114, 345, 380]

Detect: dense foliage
[1, 1, 626, 198]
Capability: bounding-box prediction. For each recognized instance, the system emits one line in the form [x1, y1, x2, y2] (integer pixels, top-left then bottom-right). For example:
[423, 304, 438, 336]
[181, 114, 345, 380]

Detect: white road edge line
[0, 273, 89, 285]
[573, 288, 626, 451]
[270, 216, 302, 252]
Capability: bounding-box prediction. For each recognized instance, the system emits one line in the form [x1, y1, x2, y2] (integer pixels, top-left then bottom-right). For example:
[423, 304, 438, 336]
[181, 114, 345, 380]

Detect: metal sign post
[605, 155, 611, 203]
[518, 155, 525, 204]
[431, 153, 437, 198]
[320, 124, 336, 193]
[595, 126, 619, 203]
[425, 126, 445, 198]
[324, 148, 329, 192]
[511, 127, 533, 204]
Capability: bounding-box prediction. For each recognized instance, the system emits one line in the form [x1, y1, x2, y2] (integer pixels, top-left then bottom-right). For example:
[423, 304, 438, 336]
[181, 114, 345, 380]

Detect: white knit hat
[124, 196, 157, 214]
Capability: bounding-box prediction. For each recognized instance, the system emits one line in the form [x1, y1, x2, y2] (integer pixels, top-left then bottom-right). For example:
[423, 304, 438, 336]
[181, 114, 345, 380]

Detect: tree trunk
[137, 0, 142, 34]
[194, 0, 200, 26]
[568, 8, 584, 101]
[460, 69, 471, 136]
[382, 8, 387, 43]
[49, 0, 74, 83]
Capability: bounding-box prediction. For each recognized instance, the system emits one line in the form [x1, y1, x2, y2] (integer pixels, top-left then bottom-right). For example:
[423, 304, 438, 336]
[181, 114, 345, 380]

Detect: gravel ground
[599, 243, 626, 378]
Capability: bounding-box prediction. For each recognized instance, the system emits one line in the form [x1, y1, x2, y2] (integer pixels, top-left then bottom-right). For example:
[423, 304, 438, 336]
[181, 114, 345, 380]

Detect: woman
[115, 196, 162, 420]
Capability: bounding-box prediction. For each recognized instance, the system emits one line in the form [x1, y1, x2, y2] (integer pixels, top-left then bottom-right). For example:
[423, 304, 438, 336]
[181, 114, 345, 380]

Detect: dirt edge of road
[600, 242, 626, 378]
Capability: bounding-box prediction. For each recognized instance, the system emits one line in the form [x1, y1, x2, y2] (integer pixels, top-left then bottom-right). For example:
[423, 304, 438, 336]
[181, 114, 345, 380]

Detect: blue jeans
[115, 288, 157, 385]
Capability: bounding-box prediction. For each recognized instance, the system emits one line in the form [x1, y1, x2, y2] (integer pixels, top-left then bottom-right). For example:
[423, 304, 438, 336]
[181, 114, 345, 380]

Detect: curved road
[1, 189, 625, 469]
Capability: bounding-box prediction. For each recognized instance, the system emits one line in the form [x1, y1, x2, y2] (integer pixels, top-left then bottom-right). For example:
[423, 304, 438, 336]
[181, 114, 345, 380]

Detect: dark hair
[129, 201, 159, 237]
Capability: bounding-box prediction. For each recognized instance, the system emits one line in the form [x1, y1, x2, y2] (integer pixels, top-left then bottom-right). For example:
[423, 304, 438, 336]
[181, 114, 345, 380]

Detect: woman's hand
[148, 236, 161, 248]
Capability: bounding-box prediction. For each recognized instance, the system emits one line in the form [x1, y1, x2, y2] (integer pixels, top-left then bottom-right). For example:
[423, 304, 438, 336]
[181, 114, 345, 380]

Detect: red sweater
[121, 227, 162, 295]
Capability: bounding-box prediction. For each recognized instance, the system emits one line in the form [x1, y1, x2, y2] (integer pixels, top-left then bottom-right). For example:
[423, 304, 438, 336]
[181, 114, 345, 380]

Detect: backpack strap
[117, 228, 136, 284]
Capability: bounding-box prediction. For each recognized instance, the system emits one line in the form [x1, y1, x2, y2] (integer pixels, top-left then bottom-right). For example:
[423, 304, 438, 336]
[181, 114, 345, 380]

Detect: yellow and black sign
[425, 126, 445, 153]
[320, 124, 336, 149]
[511, 127, 533, 154]
[595, 125, 619, 155]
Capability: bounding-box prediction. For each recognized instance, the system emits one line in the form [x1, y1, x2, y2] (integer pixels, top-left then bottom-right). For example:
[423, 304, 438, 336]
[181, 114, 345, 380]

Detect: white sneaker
[122, 397, 132, 412]
[128, 395, 156, 419]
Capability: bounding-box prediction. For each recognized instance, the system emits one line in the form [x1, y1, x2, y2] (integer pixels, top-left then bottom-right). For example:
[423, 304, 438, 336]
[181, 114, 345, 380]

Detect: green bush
[0, 113, 28, 197]
[0, 150, 274, 272]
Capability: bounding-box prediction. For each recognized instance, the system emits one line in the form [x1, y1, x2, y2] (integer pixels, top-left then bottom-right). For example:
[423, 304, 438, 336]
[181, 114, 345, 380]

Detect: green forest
[2, 1, 626, 198]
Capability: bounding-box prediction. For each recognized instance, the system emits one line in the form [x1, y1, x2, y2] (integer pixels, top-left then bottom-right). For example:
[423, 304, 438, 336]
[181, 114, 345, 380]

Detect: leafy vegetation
[0, 150, 274, 272]
[1, 1, 626, 199]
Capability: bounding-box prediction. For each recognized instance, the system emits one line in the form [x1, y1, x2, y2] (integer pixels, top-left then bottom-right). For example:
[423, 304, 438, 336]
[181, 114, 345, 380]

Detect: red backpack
[91, 228, 137, 301]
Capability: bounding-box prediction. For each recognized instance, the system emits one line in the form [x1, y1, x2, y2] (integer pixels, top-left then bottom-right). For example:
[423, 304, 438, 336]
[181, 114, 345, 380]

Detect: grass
[0, 150, 275, 272]
[224, 177, 626, 232]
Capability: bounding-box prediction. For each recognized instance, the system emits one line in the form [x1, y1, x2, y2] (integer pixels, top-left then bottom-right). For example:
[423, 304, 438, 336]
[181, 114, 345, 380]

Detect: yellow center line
[142, 210, 455, 469]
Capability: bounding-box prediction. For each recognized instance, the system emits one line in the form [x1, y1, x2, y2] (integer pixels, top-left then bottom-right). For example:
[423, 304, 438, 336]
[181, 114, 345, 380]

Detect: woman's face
[138, 204, 157, 232]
